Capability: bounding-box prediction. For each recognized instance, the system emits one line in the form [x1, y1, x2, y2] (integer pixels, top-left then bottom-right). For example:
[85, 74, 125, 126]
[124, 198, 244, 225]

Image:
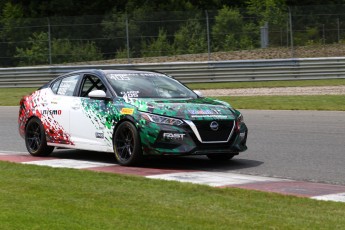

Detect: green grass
[0, 88, 36, 106]
[0, 161, 344, 230]
[1, 81, 345, 111]
[187, 79, 345, 89]
[217, 95, 345, 111]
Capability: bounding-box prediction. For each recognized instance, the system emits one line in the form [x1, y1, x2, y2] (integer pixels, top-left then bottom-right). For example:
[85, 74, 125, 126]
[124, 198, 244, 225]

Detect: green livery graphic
[19, 69, 248, 166]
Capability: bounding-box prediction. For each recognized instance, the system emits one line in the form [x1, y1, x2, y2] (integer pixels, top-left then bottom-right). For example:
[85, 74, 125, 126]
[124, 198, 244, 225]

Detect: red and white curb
[1, 152, 345, 203]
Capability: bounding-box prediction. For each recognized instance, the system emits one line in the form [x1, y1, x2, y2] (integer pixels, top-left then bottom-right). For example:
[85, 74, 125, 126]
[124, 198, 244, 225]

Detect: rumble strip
[1, 153, 345, 203]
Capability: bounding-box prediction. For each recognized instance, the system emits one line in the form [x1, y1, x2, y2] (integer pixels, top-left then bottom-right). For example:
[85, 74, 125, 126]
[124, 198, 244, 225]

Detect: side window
[51, 79, 61, 94]
[79, 75, 107, 97]
[56, 75, 80, 96]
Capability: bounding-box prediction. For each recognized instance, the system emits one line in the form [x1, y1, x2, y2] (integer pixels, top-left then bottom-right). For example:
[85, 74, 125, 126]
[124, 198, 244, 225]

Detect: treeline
[1, 0, 345, 18]
[1, 0, 345, 66]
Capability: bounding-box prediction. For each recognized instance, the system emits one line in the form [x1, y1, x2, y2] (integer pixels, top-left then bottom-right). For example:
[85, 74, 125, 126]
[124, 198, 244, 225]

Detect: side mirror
[88, 90, 107, 99]
[194, 90, 203, 97]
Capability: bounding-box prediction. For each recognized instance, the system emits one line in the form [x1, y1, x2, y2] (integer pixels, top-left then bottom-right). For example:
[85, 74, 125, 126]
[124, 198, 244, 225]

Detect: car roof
[101, 69, 164, 75]
[60, 69, 165, 77]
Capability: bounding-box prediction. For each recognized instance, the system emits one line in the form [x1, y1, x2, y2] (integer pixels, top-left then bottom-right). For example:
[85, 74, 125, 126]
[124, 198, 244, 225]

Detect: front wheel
[207, 153, 236, 161]
[113, 121, 143, 166]
[25, 117, 54, 156]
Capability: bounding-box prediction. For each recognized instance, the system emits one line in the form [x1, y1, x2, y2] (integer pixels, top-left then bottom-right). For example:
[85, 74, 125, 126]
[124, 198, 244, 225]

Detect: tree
[286, 0, 345, 6]
[0, 2, 25, 66]
[14, 32, 49, 65]
[212, 6, 257, 51]
[247, 0, 287, 26]
[101, 10, 138, 59]
[246, 0, 288, 48]
[141, 29, 173, 57]
[8, 0, 119, 17]
[51, 39, 102, 63]
[14, 31, 103, 66]
[173, 18, 207, 54]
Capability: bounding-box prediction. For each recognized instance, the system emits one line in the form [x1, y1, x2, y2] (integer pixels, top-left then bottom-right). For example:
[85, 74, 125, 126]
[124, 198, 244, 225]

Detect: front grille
[192, 120, 234, 142]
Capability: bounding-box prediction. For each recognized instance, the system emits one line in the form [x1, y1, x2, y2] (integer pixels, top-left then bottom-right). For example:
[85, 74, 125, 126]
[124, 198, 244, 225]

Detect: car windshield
[106, 73, 197, 99]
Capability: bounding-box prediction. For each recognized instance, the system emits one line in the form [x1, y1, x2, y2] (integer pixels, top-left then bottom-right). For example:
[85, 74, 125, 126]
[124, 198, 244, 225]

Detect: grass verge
[0, 88, 36, 106]
[1, 161, 345, 229]
[187, 79, 345, 89]
[0, 82, 345, 111]
[216, 95, 345, 111]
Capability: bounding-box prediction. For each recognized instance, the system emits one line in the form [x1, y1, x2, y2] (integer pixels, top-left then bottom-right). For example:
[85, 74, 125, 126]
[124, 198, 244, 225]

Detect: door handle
[71, 103, 80, 110]
[72, 106, 80, 110]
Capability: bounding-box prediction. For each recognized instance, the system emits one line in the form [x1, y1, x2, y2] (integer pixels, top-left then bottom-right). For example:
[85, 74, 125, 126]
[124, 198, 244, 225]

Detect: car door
[44, 74, 81, 146]
[69, 73, 112, 152]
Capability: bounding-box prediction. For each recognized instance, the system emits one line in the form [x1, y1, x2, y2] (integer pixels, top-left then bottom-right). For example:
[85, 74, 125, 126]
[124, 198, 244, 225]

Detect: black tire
[207, 153, 236, 161]
[25, 117, 54, 156]
[113, 121, 143, 166]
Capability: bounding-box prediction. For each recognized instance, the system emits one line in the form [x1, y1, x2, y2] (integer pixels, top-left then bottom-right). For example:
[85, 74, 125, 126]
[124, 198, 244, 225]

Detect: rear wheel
[207, 153, 236, 161]
[25, 117, 54, 156]
[113, 121, 143, 166]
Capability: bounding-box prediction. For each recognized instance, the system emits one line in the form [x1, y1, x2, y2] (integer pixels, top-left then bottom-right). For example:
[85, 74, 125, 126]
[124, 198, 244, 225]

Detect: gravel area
[200, 86, 345, 97]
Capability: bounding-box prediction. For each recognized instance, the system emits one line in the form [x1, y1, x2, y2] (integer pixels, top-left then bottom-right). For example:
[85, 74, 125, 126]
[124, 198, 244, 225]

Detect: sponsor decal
[95, 132, 104, 139]
[120, 108, 134, 115]
[163, 133, 186, 140]
[191, 115, 228, 119]
[120, 91, 139, 98]
[108, 74, 131, 81]
[42, 110, 62, 115]
[108, 73, 162, 81]
[140, 73, 162, 77]
[188, 109, 221, 115]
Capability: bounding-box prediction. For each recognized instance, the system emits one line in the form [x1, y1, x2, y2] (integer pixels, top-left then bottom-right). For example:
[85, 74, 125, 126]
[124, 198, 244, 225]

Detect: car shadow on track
[50, 149, 263, 172]
[142, 156, 263, 172]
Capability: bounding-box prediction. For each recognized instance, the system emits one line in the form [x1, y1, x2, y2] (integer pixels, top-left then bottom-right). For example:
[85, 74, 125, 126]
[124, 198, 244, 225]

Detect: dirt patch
[200, 86, 345, 96]
[73, 44, 345, 65]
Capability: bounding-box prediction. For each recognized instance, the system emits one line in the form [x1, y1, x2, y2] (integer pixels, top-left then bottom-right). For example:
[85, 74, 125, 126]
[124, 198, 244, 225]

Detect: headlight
[237, 114, 244, 123]
[140, 112, 183, 126]
[235, 114, 244, 131]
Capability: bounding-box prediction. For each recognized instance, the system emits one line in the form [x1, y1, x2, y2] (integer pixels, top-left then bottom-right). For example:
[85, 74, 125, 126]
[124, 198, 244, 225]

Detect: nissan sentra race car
[18, 69, 248, 166]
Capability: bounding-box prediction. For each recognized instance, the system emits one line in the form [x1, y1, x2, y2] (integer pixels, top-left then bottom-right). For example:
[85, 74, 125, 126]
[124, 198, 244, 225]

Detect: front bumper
[139, 119, 248, 156]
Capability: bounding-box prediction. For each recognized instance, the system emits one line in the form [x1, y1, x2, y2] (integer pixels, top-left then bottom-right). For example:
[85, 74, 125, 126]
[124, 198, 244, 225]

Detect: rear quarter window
[50, 74, 80, 96]
[51, 79, 62, 94]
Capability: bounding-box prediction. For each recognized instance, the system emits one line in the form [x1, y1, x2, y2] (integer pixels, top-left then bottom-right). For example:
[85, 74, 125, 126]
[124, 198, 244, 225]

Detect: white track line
[22, 159, 115, 169]
[0, 150, 28, 155]
[312, 193, 345, 203]
[147, 171, 288, 187]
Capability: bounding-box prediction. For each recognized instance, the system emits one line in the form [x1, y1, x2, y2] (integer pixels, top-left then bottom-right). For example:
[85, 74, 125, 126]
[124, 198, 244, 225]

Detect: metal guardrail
[1, 57, 345, 88]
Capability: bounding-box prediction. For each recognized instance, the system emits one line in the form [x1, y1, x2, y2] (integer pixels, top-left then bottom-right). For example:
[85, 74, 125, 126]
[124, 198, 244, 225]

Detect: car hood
[124, 97, 236, 120]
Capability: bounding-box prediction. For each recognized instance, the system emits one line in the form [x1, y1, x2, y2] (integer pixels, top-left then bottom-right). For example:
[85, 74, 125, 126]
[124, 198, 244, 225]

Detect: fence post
[205, 10, 211, 61]
[260, 22, 269, 48]
[288, 7, 294, 58]
[286, 19, 289, 48]
[337, 17, 340, 42]
[322, 24, 325, 45]
[125, 14, 130, 63]
[47, 18, 52, 65]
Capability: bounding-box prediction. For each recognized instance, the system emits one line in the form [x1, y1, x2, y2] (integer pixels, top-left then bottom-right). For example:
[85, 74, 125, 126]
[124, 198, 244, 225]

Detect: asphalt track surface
[1, 106, 345, 185]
